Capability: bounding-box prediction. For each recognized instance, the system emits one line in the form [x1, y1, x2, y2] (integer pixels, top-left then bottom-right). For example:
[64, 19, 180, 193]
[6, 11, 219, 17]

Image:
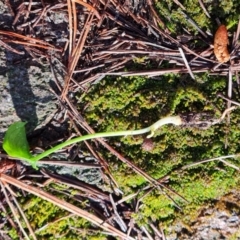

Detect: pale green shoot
[3, 116, 182, 169]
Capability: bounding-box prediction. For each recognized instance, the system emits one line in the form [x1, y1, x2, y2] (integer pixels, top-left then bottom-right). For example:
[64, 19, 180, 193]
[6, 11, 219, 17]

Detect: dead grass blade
[73, 0, 101, 19]
[25, 0, 32, 22]
[182, 154, 240, 170]
[0, 181, 28, 240]
[227, 68, 233, 124]
[179, 10, 209, 39]
[149, 221, 165, 240]
[38, 160, 101, 168]
[35, 213, 75, 233]
[61, 0, 101, 99]
[141, 226, 154, 240]
[233, 19, 240, 48]
[224, 68, 235, 147]
[109, 194, 127, 232]
[67, 0, 73, 55]
[0, 30, 58, 47]
[32, 4, 48, 28]
[219, 159, 240, 170]
[0, 39, 24, 54]
[178, 47, 195, 79]
[6, 40, 61, 51]
[217, 93, 240, 107]
[72, 1, 77, 50]
[5, 0, 15, 17]
[5, 184, 37, 240]
[0, 173, 135, 240]
[0, 194, 18, 231]
[41, 169, 110, 201]
[198, 0, 211, 18]
[172, 0, 186, 10]
[96, 50, 180, 55]
[62, 10, 95, 99]
[147, 0, 165, 28]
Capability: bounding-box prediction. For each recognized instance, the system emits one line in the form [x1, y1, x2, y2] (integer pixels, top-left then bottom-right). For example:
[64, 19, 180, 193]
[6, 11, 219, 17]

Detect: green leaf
[3, 121, 33, 161]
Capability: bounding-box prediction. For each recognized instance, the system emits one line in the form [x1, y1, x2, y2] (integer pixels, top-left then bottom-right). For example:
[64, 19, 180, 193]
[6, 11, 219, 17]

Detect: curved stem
[31, 127, 149, 161]
[31, 116, 182, 162]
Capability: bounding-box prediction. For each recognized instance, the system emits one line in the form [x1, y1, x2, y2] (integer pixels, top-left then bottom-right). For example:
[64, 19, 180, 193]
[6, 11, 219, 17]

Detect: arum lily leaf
[3, 121, 33, 161]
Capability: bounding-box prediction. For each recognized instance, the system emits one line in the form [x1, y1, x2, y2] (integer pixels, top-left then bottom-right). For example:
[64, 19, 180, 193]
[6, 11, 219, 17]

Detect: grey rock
[0, 1, 66, 138]
[0, 48, 59, 138]
[167, 192, 240, 240]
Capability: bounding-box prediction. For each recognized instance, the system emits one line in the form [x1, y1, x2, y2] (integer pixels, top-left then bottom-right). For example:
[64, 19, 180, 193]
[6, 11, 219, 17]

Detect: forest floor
[0, 0, 240, 239]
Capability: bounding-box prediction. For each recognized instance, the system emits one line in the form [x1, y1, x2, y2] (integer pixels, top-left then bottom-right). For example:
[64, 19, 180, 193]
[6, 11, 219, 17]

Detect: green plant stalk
[32, 116, 182, 161]
[3, 116, 182, 168]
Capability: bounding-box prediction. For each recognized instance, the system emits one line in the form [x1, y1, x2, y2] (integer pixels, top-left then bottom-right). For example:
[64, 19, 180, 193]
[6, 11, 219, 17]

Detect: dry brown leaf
[214, 25, 230, 63]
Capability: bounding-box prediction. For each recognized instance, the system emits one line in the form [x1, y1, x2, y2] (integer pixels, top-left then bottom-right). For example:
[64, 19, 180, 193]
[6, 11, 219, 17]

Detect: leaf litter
[0, 0, 240, 239]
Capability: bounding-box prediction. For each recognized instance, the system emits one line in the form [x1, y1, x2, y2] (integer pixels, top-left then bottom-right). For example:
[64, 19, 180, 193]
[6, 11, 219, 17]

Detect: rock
[167, 191, 240, 240]
[0, 48, 59, 138]
[0, 1, 67, 138]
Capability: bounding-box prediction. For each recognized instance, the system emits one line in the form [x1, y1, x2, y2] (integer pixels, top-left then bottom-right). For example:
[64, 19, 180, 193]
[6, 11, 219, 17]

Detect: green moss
[7, 228, 19, 240]
[114, 169, 147, 193]
[154, 0, 240, 35]
[21, 196, 66, 229]
[2, 182, 104, 239]
[80, 72, 240, 230]
[3, 191, 107, 240]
